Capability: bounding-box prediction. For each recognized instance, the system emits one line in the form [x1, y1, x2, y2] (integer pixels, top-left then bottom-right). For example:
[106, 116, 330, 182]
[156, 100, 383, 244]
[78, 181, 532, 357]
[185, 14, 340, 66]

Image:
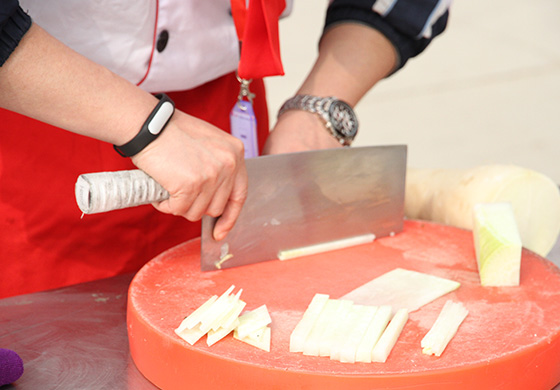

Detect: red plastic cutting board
[127, 220, 560, 390]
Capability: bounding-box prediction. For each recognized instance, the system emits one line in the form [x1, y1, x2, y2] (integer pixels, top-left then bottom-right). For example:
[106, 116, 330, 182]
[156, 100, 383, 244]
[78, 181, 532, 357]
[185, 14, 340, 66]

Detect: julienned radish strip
[371, 308, 409, 363]
[421, 300, 468, 357]
[290, 294, 329, 353]
[355, 305, 392, 363]
[277, 234, 376, 260]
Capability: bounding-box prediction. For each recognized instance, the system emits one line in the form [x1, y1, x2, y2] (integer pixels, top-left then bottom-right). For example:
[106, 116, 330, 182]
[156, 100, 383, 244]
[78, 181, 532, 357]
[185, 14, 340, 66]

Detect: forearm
[296, 23, 397, 107]
[0, 22, 156, 146]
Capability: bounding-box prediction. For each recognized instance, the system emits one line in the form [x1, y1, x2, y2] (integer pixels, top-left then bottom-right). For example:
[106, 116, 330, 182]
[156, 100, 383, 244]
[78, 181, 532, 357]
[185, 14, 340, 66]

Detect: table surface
[2, 238, 560, 390]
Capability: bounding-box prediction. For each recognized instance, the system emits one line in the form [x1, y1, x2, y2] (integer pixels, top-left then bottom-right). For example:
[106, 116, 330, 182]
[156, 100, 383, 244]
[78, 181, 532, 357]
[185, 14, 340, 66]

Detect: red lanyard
[230, 0, 286, 80]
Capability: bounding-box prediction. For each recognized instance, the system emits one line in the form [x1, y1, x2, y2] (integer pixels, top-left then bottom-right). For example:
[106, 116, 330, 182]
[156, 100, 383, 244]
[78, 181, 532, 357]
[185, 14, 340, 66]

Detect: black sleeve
[1, 1, 32, 66]
[325, 0, 449, 73]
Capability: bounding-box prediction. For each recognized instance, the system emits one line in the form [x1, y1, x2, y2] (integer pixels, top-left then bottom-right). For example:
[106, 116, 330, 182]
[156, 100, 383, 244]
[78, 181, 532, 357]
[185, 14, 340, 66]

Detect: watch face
[328, 100, 358, 141]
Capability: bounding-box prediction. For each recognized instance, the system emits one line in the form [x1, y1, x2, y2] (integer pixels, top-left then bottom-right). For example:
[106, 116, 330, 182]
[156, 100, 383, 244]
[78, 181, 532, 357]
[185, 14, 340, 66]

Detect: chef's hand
[263, 110, 342, 155]
[132, 110, 248, 241]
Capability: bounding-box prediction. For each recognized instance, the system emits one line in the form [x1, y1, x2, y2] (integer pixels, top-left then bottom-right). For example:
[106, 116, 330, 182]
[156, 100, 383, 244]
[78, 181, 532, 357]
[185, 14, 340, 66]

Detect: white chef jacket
[20, 0, 292, 93]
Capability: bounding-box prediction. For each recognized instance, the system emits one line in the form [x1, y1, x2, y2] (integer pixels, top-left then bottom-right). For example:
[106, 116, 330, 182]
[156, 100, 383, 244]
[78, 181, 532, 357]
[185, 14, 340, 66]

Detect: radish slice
[234, 326, 271, 352]
[371, 308, 409, 363]
[236, 305, 272, 339]
[278, 234, 375, 260]
[290, 293, 329, 353]
[421, 300, 468, 356]
[355, 305, 392, 363]
[341, 268, 460, 313]
[339, 305, 378, 363]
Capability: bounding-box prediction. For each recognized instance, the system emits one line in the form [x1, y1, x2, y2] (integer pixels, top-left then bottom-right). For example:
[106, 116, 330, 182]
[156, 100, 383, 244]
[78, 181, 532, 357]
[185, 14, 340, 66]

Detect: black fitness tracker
[114, 93, 175, 157]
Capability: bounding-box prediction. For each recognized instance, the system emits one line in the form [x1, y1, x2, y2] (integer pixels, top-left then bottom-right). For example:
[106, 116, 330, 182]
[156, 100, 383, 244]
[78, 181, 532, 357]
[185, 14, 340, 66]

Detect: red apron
[0, 73, 269, 298]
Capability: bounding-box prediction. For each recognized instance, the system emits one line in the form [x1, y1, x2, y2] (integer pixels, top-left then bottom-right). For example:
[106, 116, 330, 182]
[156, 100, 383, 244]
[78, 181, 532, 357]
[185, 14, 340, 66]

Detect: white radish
[355, 305, 392, 363]
[302, 299, 343, 356]
[338, 305, 378, 363]
[341, 268, 460, 314]
[318, 299, 353, 357]
[234, 326, 272, 352]
[290, 293, 329, 353]
[236, 305, 272, 339]
[371, 308, 408, 363]
[473, 203, 522, 286]
[405, 165, 560, 257]
[175, 295, 218, 333]
[421, 300, 468, 356]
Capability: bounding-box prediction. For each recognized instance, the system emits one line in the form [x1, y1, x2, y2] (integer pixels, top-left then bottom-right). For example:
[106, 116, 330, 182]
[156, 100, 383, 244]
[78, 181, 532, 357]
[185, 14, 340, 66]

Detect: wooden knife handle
[75, 170, 169, 214]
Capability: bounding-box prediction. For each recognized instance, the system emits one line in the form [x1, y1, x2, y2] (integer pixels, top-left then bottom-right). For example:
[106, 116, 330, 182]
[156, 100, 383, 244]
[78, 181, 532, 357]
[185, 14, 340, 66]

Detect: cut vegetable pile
[174, 286, 271, 351]
[290, 293, 409, 363]
[174, 270, 469, 363]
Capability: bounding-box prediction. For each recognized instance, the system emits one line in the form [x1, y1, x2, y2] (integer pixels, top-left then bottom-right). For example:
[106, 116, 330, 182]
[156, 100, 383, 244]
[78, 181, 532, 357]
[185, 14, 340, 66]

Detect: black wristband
[114, 93, 175, 157]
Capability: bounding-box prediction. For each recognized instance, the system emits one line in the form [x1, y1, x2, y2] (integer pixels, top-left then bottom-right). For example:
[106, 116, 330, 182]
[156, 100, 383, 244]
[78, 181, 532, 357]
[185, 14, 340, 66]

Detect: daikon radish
[236, 305, 272, 339]
[175, 324, 207, 346]
[371, 308, 408, 363]
[207, 318, 240, 347]
[234, 326, 271, 352]
[318, 299, 353, 357]
[175, 285, 244, 346]
[290, 293, 329, 353]
[339, 305, 378, 363]
[341, 268, 460, 313]
[421, 300, 468, 356]
[473, 203, 522, 286]
[175, 295, 218, 333]
[302, 299, 343, 356]
[329, 304, 363, 361]
[405, 165, 560, 257]
[278, 234, 375, 260]
[199, 285, 236, 333]
[355, 305, 392, 363]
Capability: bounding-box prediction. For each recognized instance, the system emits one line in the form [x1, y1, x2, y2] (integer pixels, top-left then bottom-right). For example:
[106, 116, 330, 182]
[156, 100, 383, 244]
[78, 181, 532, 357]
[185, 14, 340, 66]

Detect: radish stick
[371, 308, 408, 363]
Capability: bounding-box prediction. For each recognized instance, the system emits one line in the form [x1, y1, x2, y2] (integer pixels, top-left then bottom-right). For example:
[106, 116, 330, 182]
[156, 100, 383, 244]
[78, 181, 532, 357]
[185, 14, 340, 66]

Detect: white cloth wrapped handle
[75, 170, 169, 214]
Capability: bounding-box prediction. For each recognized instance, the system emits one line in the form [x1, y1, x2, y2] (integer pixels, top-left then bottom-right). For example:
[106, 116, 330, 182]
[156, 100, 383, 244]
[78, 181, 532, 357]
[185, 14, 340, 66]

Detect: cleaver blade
[201, 144, 407, 271]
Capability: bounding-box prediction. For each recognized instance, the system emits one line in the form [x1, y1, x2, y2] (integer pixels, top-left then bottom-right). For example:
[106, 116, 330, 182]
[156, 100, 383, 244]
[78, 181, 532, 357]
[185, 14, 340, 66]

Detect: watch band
[114, 93, 175, 157]
[277, 95, 358, 146]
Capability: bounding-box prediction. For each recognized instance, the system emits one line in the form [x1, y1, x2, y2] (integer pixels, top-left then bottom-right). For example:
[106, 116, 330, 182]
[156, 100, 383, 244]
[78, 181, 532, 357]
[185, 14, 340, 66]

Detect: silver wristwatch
[278, 95, 359, 146]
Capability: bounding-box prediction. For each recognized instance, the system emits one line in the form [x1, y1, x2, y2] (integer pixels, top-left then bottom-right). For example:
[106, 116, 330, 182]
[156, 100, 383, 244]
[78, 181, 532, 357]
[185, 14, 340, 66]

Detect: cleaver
[75, 145, 406, 271]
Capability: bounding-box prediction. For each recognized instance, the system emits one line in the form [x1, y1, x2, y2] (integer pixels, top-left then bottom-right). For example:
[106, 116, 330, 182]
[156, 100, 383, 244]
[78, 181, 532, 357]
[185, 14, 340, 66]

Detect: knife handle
[75, 169, 169, 214]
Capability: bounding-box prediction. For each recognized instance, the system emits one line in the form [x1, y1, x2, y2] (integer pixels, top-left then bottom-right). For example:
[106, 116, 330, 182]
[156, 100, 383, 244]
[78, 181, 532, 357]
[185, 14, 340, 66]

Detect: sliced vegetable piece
[371, 308, 408, 363]
[175, 295, 218, 333]
[290, 293, 329, 353]
[207, 318, 240, 347]
[199, 285, 236, 333]
[341, 268, 460, 313]
[329, 303, 361, 361]
[473, 202, 522, 286]
[278, 234, 375, 260]
[236, 305, 272, 339]
[421, 300, 468, 356]
[355, 305, 392, 363]
[234, 326, 271, 352]
[175, 324, 207, 346]
[318, 299, 353, 357]
[215, 291, 246, 331]
[339, 305, 378, 363]
[302, 299, 342, 356]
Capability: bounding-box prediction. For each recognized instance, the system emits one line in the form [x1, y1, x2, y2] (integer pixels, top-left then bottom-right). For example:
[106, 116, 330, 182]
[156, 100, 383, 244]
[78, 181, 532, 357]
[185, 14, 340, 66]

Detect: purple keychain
[230, 77, 259, 159]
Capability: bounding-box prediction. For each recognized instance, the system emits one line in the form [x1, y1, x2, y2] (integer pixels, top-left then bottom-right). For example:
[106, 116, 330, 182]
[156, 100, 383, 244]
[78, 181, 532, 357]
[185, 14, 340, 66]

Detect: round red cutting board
[127, 220, 560, 390]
